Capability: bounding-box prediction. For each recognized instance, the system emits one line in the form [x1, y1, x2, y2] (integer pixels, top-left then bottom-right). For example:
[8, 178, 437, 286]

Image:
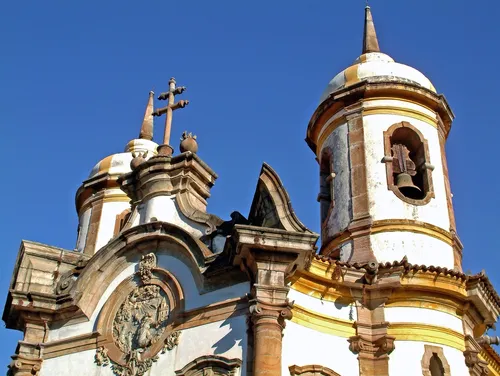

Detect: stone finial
[362, 6, 380, 54]
[139, 91, 155, 140]
[179, 131, 198, 153]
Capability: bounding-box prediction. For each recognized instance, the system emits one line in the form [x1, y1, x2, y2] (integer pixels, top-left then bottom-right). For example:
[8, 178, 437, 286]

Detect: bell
[396, 172, 421, 198]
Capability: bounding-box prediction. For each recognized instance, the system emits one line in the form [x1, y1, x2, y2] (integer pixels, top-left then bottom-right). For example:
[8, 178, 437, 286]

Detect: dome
[320, 52, 436, 103]
[88, 138, 158, 179]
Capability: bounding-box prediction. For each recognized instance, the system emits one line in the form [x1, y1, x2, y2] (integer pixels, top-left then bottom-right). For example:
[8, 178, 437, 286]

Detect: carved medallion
[95, 252, 183, 376]
[112, 284, 170, 354]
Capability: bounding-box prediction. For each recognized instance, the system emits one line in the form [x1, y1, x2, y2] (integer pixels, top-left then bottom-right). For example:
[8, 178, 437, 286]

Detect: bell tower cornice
[306, 81, 454, 157]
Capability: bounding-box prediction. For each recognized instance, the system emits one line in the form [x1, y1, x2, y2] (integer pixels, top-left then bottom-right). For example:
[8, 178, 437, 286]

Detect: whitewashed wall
[389, 342, 469, 376]
[76, 208, 92, 252]
[95, 200, 131, 252]
[41, 316, 246, 376]
[282, 321, 358, 376]
[135, 196, 208, 239]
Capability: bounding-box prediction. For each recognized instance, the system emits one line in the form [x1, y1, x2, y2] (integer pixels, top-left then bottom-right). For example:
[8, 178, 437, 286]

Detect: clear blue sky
[1, 0, 498, 367]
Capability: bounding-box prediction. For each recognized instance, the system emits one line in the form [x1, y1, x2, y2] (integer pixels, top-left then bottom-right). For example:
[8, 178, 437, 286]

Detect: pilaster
[230, 224, 317, 376]
[348, 263, 400, 376]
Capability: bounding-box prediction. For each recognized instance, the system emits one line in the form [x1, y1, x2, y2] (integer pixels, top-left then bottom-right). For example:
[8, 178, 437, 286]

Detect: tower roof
[319, 6, 436, 103]
[362, 6, 380, 54]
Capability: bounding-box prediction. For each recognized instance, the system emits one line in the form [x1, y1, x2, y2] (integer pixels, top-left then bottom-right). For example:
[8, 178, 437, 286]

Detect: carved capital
[249, 299, 293, 330]
[463, 350, 489, 375]
[8, 355, 42, 376]
[348, 334, 395, 357]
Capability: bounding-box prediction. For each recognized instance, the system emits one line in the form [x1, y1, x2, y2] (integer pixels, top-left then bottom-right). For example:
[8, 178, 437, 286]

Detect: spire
[362, 6, 380, 54]
[139, 91, 154, 140]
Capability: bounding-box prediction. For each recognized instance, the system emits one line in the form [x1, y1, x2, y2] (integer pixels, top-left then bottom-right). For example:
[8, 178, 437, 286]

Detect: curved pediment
[248, 163, 313, 233]
[70, 221, 217, 319]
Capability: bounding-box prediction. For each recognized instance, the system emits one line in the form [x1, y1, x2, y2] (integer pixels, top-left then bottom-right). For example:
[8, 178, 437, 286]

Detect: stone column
[230, 224, 318, 376]
[247, 251, 296, 376]
[249, 299, 292, 376]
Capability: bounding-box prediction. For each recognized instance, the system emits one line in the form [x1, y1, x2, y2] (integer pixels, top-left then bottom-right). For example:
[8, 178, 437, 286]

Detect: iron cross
[152, 77, 189, 152]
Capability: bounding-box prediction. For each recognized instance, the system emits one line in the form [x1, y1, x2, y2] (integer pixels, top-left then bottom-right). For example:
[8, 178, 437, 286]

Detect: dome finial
[139, 90, 155, 140]
[362, 4, 380, 54]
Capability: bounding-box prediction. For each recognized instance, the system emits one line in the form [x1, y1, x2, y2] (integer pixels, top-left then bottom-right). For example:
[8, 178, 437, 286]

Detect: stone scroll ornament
[95, 253, 181, 376]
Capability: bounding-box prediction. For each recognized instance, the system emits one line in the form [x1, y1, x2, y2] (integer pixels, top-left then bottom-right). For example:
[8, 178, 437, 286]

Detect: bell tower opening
[383, 121, 435, 205]
[318, 149, 333, 225]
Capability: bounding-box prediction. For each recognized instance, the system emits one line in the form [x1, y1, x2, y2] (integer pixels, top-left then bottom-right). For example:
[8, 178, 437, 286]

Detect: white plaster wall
[39, 349, 108, 376]
[48, 250, 249, 341]
[370, 231, 453, 268]
[321, 122, 351, 239]
[42, 317, 246, 375]
[138, 196, 208, 238]
[153, 316, 246, 375]
[76, 208, 92, 252]
[282, 321, 358, 376]
[95, 201, 131, 252]
[288, 288, 357, 322]
[389, 341, 469, 376]
[385, 307, 463, 333]
[363, 111, 450, 230]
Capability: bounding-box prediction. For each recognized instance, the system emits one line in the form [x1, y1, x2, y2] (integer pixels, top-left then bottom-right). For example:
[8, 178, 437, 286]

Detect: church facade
[4, 7, 500, 376]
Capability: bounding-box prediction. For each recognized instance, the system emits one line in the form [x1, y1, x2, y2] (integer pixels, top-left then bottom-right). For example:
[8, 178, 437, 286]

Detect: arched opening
[113, 208, 132, 236]
[421, 345, 451, 376]
[429, 353, 445, 376]
[319, 149, 334, 224]
[383, 122, 435, 205]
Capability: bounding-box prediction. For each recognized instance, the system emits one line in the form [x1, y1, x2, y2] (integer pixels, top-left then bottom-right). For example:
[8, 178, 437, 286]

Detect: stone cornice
[118, 151, 223, 234]
[306, 80, 455, 156]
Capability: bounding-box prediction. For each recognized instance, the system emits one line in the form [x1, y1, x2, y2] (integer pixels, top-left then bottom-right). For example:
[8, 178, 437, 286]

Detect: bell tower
[307, 6, 461, 270]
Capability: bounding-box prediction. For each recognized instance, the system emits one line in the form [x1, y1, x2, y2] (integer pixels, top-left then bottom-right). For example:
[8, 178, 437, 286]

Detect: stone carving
[113, 285, 170, 354]
[348, 335, 395, 356]
[95, 346, 110, 366]
[111, 354, 159, 376]
[162, 330, 181, 353]
[139, 253, 157, 284]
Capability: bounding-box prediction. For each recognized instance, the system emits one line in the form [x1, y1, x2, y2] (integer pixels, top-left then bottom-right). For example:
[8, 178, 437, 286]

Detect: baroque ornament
[96, 252, 182, 376]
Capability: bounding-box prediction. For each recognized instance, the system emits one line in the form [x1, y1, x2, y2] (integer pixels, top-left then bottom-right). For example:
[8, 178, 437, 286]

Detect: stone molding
[248, 163, 314, 233]
[289, 364, 341, 376]
[118, 151, 223, 235]
[421, 345, 451, 376]
[306, 80, 454, 156]
[174, 355, 242, 376]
